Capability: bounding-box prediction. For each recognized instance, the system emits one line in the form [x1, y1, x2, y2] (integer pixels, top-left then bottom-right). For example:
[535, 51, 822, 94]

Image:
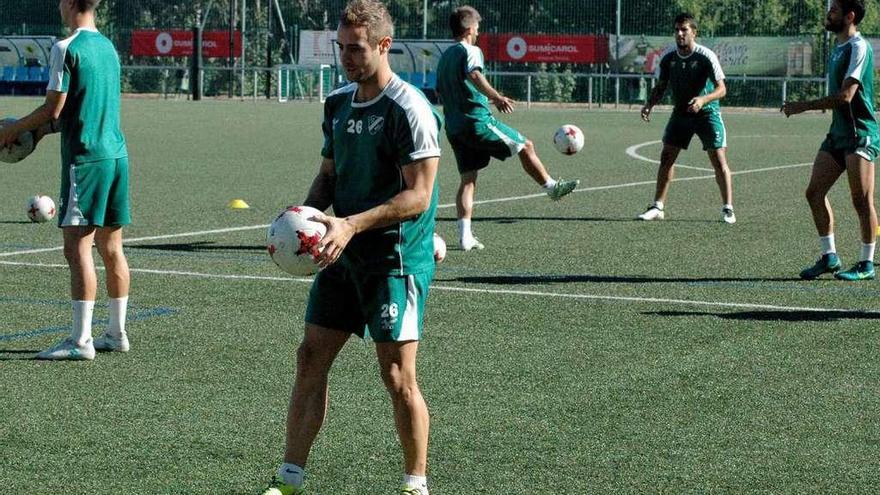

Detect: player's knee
[522, 139, 535, 154]
[850, 194, 873, 213]
[381, 364, 417, 400]
[96, 241, 124, 261]
[805, 186, 824, 204]
[296, 341, 330, 380]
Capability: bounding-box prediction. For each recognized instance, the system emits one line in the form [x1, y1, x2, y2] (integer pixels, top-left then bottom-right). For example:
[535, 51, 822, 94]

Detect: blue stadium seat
[28, 66, 42, 81]
[1, 66, 14, 81]
[41, 66, 50, 80]
[15, 66, 28, 81]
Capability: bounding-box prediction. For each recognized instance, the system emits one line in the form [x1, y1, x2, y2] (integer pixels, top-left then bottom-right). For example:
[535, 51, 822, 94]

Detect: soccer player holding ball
[260, 1, 440, 494]
[638, 13, 735, 224]
[782, 0, 878, 281]
[0, 0, 131, 360]
[435, 6, 580, 252]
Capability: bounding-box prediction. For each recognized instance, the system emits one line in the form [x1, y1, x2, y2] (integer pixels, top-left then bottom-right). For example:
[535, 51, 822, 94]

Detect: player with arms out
[435, 6, 579, 251]
[639, 13, 735, 224]
[782, 0, 878, 281]
[0, 0, 131, 360]
[260, 1, 440, 494]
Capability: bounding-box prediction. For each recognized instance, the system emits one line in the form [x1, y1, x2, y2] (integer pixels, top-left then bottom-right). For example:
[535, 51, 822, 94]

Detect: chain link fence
[0, 0, 871, 107]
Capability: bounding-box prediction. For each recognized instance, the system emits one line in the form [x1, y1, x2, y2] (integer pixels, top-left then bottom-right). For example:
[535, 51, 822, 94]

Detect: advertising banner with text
[609, 35, 814, 76]
[478, 34, 608, 64]
[131, 30, 242, 58]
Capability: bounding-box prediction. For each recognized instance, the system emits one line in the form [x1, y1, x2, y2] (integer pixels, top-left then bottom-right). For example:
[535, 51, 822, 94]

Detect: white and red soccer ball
[433, 233, 446, 263]
[266, 205, 326, 276]
[0, 118, 36, 164]
[27, 195, 55, 223]
[553, 124, 584, 155]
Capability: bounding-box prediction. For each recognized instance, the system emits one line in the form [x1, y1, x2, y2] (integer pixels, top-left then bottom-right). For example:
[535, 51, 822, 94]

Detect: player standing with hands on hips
[638, 13, 735, 224]
[260, 1, 440, 494]
[0, 0, 132, 360]
[782, 0, 879, 281]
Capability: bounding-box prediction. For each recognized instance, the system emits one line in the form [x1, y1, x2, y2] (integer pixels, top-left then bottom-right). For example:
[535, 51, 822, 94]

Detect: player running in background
[0, 0, 131, 360]
[638, 13, 735, 224]
[260, 1, 440, 494]
[782, 0, 878, 281]
[435, 5, 579, 252]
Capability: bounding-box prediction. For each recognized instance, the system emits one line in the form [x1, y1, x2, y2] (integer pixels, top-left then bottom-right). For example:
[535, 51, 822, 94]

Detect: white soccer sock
[653, 200, 664, 210]
[403, 474, 428, 493]
[71, 300, 95, 346]
[861, 242, 875, 262]
[458, 218, 472, 241]
[722, 203, 733, 211]
[542, 178, 558, 189]
[107, 296, 128, 337]
[820, 234, 836, 255]
[278, 463, 305, 487]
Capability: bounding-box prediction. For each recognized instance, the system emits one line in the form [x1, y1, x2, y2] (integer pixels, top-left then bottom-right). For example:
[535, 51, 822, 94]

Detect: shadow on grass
[128, 241, 264, 252]
[0, 220, 34, 224]
[644, 310, 880, 322]
[442, 274, 798, 284]
[0, 349, 40, 360]
[436, 215, 717, 224]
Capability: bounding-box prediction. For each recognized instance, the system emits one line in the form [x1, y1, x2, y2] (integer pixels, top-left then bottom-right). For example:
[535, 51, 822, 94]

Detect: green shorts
[819, 134, 880, 167]
[305, 263, 434, 343]
[59, 157, 131, 227]
[448, 117, 527, 174]
[662, 111, 727, 151]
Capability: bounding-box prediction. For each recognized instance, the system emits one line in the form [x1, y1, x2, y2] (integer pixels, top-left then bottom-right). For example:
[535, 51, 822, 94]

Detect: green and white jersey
[827, 32, 878, 140]
[321, 75, 442, 276]
[47, 28, 127, 165]
[435, 41, 492, 135]
[656, 43, 725, 115]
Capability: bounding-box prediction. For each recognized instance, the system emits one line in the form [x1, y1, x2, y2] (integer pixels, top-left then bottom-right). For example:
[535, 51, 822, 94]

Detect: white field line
[625, 140, 714, 171]
[0, 224, 270, 258]
[0, 156, 812, 258]
[0, 259, 873, 314]
[625, 135, 800, 172]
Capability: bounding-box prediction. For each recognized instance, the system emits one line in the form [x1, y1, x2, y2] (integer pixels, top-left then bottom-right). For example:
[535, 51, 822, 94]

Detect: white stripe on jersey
[383, 76, 441, 163]
[329, 76, 440, 163]
[463, 42, 484, 73]
[844, 33, 869, 83]
[694, 44, 725, 82]
[46, 27, 98, 93]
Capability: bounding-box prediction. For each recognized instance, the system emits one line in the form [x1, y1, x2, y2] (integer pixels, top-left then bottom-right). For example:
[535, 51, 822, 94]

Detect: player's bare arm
[313, 156, 439, 267]
[641, 80, 668, 122]
[303, 157, 336, 212]
[0, 90, 65, 148]
[688, 79, 726, 113]
[468, 69, 514, 113]
[782, 78, 860, 117]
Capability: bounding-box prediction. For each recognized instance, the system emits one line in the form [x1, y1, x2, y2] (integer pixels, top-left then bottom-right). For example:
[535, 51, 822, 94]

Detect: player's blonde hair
[450, 6, 481, 38]
[340, 0, 395, 44]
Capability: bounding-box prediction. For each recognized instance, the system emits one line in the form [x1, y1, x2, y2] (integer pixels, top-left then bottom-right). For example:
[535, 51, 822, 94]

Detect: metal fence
[0, 0, 864, 106]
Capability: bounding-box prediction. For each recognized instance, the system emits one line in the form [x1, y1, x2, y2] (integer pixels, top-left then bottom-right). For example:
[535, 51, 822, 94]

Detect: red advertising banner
[478, 34, 608, 64]
[131, 30, 242, 58]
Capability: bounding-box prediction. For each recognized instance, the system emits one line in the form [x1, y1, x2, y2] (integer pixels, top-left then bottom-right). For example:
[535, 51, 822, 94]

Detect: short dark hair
[75, 0, 101, 12]
[450, 6, 481, 38]
[673, 12, 697, 31]
[839, 0, 866, 25]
